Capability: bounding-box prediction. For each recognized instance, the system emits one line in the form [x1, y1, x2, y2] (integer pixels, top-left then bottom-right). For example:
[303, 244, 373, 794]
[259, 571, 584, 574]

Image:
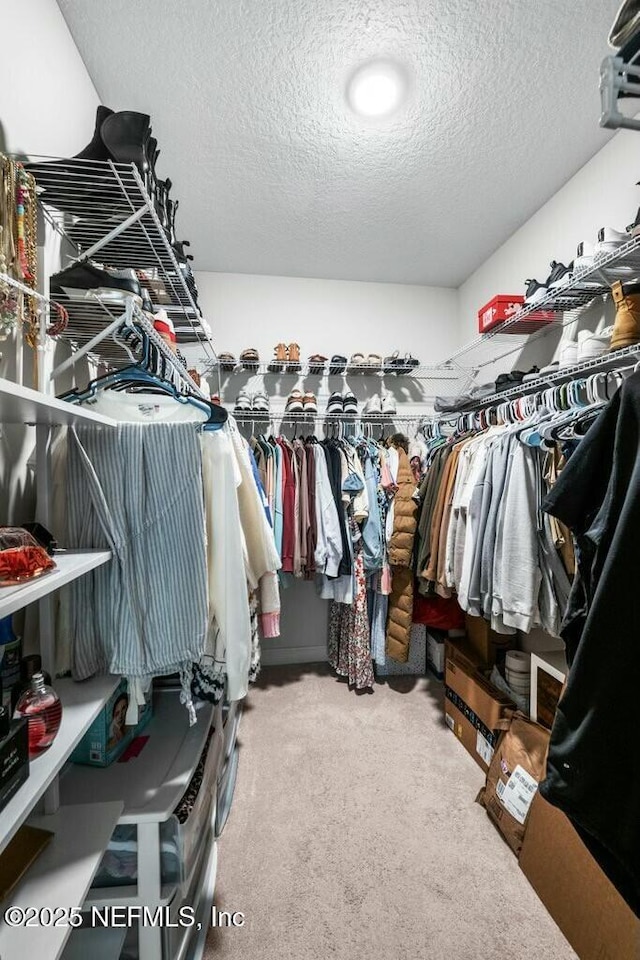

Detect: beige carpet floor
[205, 664, 577, 960]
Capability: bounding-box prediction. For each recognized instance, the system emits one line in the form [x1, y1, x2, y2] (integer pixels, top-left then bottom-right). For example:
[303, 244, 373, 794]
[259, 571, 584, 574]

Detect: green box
[71, 678, 153, 767]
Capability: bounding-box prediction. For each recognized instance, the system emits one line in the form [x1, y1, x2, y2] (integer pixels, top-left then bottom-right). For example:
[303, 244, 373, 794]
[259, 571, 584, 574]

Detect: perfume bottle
[14, 672, 62, 756]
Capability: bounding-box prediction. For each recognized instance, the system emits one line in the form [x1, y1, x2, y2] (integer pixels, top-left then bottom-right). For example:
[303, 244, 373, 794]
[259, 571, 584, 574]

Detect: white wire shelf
[600, 43, 640, 132]
[449, 342, 640, 411]
[24, 156, 215, 367]
[204, 359, 460, 381]
[435, 235, 640, 373]
[0, 377, 116, 427]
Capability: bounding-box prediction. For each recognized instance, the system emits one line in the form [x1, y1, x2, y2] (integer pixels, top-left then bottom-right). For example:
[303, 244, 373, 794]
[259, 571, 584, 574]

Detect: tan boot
[610, 281, 640, 350]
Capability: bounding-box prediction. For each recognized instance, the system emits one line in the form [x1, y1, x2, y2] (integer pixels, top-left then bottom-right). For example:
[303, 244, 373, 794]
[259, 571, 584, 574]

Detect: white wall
[0, 0, 100, 525]
[457, 126, 640, 363]
[0, 0, 99, 158]
[195, 270, 459, 664]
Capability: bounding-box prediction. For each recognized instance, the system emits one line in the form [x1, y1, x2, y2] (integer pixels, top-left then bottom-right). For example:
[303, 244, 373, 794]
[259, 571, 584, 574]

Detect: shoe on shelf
[381, 393, 397, 415]
[253, 391, 270, 415]
[538, 361, 560, 377]
[99, 110, 153, 175]
[524, 278, 549, 305]
[610, 280, 640, 350]
[349, 353, 366, 370]
[307, 354, 328, 373]
[285, 389, 304, 413]
[577, 326, 616, 362]
[558, 340, 579, 369]
[218, 352, 236, 370]
[522, 365, 541, 383]
[546, 261, 573, 289]
[609, 0, 640, 48]
[50, 260, 142, 304]
[383, 350, 400, 373]
[234, 389, 252, 415]
[287, 343, 301, 367]
[326, 391, 344, 415]
[329, 354, 348, 374]
[365, 353, 383, 369]
[362, 394, 382, 416]
[302, 392, 318, 414]
[595, 227, 631, 258]
[343, 392, 358, 415]
[239, 347, 260, 366]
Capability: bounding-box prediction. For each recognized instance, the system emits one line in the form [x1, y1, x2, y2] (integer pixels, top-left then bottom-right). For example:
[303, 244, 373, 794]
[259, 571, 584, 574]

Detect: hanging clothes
[541, 371, 640, 917]
[385, 441, 419, 663]
[65, 422, 208, 721]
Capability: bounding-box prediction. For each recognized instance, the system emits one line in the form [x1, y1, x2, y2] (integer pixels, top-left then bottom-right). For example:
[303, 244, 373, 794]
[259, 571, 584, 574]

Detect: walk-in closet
[0, 2, 639, 959]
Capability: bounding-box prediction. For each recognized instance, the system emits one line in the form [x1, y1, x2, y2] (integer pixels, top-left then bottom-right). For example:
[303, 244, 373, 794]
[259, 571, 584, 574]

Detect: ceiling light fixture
[347, 59, 407, 118]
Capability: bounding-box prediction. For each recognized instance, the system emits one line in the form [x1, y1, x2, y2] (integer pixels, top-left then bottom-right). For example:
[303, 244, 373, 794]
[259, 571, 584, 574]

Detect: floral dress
[328, 515, 374, 690]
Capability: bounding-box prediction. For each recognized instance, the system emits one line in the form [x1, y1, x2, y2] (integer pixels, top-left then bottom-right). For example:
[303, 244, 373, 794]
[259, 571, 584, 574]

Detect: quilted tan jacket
[386, 446, 418, 662]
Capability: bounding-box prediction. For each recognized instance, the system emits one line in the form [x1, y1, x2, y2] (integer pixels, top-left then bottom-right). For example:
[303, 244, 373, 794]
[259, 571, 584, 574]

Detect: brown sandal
[288, 342, 300, 363]
[273, 342, 288, 362]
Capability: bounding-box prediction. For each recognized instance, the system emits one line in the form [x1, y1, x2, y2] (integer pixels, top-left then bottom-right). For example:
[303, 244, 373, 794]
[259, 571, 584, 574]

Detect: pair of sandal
[272, 342, 300, 365]
[349, 353, 383, 370]
[285, 390, 317, 414]
[220, 348, 261, 370]
[234, 388, 269, 415]
[384, 351, 420, 373]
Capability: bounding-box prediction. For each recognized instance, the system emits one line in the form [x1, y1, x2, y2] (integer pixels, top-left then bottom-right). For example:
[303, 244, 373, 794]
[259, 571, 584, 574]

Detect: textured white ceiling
[57, 0, 618, 286]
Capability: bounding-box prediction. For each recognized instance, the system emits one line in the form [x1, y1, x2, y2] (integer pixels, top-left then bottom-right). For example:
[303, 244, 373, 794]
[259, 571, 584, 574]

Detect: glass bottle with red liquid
[14, 671, 63, 755]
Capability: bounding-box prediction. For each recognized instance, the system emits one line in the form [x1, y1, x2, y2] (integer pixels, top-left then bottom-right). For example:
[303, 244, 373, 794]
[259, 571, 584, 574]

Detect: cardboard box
[0, 718, 28, 814]
[445, 635, 485, 675]
[71, 679, 152, 767]
[520, 793, 640, 960]
[444, 655, 515, 771]
[465, 614, 515, 668]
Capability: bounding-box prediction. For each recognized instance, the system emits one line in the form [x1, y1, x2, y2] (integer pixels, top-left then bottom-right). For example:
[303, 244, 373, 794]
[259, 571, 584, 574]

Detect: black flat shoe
[50, 260, 142, 303]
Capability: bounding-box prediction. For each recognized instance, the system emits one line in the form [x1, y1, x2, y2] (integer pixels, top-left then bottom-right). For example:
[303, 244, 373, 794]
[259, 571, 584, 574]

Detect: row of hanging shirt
[247, 423, 419, 690]
[51, 340, 281, 723]
[413, 369, 621, 639]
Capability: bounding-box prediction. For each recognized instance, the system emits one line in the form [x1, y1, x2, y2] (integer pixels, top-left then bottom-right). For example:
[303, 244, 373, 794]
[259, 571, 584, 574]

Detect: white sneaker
[234, 389, 252, 414]
[577, 326, 614, 361]
[381, 393, 397, 415]
[362, 394, 382, 415]
[595, 227, 631, 258]
[558, 341, 579, 369]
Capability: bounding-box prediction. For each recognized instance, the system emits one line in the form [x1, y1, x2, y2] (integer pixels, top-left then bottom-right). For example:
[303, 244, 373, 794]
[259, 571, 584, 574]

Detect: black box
[0, 719, 29, 814]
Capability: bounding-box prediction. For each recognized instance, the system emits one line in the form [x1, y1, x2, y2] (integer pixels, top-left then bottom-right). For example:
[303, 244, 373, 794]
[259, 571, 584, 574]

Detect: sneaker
[381, 393, 397, 415]
[609, 0, 640, 48]
[234, 389, 252, 415]
[594, 227, 631, 258]
[50, 260, 142, 304]
[326, 391, 343, 415]
[558, 340, 579, 369]
[362, 394, 382, 415]
[302, 392, 318, 414]
[574, 240, 595, 273]
[539, 361, 560, 377]
[342, 392, 358, 415]
[577, 326, 615, 361]
[524, 278, 548, 305]
[546, 261, 573, 289]
[285, 390, 304, 414]
[252, 390, 270, 414]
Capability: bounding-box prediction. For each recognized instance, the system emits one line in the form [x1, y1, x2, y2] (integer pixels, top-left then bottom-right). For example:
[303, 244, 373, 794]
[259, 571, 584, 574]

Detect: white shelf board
[532, 649, 568, 681]
[0, 674, 121, 855]
[0, 801, 123, 960]
[0, 550, 111, 618]
[61, 926, 126, 960]
[0, 377, 117, 426]
[61, 690, 215, 823]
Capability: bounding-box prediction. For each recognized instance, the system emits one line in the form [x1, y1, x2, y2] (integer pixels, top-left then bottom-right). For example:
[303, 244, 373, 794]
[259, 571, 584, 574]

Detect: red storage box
[478, 295, 524, 333]
[478, 295, 556, 335]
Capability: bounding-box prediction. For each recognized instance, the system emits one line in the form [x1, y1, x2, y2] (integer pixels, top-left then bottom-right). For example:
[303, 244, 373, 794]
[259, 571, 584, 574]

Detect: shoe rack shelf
[600, 41, 640, 132]
[207, 360, 461, 382]
[435, 234, 640, 376]
[440, 341, 640, 413]
[26, 157, 215, 367]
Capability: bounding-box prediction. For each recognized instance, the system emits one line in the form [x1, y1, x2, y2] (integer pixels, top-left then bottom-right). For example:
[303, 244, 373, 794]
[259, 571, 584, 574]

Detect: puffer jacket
[386, 445, 419, 662]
